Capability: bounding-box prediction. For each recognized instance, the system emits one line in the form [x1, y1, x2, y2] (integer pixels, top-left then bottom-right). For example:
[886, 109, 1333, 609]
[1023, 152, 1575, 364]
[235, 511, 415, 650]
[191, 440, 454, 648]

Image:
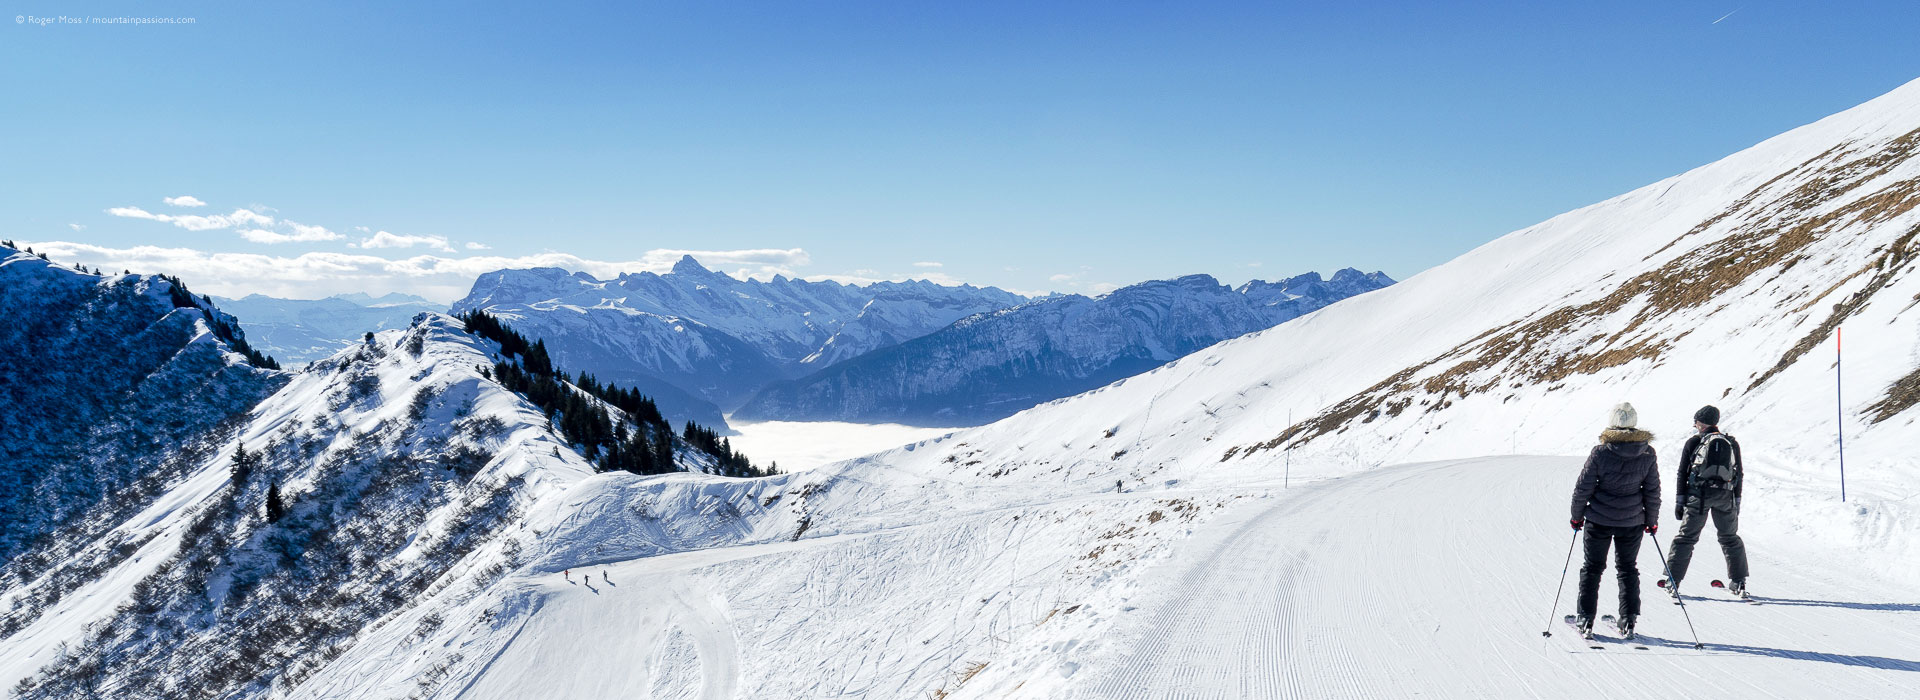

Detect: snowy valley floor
[305, 456, 1919, 699]
[724, 419, 960, 472]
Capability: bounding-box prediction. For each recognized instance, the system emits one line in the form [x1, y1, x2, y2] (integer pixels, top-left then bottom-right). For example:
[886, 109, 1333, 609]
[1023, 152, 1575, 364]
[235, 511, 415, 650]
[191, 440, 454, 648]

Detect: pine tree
[230, 444, 255, 486]
[265, 482, 285, 523]
[525, 339, 553, 375]
[652, 424, 675, 472]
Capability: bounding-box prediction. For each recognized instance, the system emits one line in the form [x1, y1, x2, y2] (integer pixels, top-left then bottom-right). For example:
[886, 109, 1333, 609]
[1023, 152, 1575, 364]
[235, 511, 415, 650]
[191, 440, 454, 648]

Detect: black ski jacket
[1570, 428, 1662, 528]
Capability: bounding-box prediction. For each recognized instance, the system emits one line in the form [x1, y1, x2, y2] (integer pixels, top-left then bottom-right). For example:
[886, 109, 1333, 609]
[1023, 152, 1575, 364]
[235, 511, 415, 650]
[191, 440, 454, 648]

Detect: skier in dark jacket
[1662, 405, 1750, 598]
[1568, 402, 1661, 638]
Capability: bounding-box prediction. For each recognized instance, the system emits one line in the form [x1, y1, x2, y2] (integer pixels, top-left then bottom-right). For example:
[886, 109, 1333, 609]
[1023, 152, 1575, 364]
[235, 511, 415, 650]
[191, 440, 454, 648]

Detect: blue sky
[4, 1, 1919, 300]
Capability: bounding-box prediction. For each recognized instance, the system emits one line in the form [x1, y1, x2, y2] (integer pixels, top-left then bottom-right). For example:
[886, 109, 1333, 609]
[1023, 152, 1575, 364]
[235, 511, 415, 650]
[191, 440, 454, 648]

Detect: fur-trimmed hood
[1599, 428, 1654, 444]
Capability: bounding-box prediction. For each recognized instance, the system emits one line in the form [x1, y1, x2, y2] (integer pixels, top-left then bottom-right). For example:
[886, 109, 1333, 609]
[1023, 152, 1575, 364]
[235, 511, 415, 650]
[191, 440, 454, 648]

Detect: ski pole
[1647, 532, 1705, 649]
[1541, 528, 1580, 637]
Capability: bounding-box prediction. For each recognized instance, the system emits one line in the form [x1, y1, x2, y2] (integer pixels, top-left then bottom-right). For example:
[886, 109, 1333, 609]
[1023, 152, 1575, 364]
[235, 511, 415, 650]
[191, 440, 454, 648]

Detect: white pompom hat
[1608, 402, 1638, 430]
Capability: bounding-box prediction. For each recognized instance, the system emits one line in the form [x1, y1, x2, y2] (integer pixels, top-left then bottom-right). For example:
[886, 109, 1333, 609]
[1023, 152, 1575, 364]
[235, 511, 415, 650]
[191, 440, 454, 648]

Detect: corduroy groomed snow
[1608, 402, 1638, 430]
[1694, 405, 1721, 426]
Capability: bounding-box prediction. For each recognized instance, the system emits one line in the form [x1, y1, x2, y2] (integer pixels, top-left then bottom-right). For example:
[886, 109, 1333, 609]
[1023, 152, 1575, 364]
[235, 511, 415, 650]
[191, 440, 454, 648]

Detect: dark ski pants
[1577, 523, 1643, 620]
[1667, 504, 1748, 584]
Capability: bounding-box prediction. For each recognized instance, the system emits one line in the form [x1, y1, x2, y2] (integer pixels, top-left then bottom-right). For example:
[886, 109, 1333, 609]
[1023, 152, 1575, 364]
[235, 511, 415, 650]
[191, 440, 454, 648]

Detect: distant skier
[1568, 402, 1661, 639]
[564, 569, 571, 582]
[1662, 405, 1749, 599]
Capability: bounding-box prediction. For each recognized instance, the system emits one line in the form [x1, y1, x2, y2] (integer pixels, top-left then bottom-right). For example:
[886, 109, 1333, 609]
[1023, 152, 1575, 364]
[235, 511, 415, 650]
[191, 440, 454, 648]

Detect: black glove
[1570, 519, 1584, 531]
[1674, 505, 1685, 521]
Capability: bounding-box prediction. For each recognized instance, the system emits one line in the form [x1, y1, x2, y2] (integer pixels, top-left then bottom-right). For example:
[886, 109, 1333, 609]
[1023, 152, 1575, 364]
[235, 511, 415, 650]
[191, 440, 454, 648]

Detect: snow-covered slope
[861, 76, 1920, 590]
[269, 77, 1920, 698]
[0, 299, 745, 698]
[212, 292, 443, 366]
[449, 256, 1027, 413]
[0, 247, 284, 567]
[735, 269, 1393, 426]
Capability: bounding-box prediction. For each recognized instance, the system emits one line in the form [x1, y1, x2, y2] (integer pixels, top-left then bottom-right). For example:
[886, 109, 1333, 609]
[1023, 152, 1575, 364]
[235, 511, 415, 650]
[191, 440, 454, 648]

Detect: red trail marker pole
[1837, 327, 1847, 503]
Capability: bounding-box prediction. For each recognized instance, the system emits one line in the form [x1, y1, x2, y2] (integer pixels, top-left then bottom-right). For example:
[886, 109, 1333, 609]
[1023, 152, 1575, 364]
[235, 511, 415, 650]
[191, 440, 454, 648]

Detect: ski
[1564, 615, 1601, 648]
[1601, 615, 1651, 649]
[1710, 579, 1756, 603]
[1656, 578, 1683, 605]
[1564, 615, 1650, 650]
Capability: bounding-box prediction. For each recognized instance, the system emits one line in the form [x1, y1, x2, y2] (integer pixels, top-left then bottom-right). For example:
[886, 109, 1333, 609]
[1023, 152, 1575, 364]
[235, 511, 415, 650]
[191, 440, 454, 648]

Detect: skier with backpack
[1567, 402, 1661, 639]
[1660, 405, 1750, 600]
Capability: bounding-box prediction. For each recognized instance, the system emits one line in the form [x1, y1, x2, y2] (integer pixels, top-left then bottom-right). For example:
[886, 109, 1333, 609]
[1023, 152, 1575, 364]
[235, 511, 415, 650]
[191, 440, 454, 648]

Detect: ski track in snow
[1068, 456, 1920, 698]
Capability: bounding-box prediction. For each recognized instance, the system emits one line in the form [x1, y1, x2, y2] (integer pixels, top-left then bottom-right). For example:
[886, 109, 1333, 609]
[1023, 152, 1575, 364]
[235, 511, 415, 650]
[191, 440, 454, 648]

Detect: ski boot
[1614, 614, 1636, 640]
[1573, 614, 1595, 639]
[1729, 579, 1750, 600]
[1657, 578, 1682, 603]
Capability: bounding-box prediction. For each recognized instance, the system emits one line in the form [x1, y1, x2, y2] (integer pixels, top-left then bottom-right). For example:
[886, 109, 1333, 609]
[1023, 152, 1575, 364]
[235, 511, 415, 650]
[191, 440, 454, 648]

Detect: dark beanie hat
[1694, 405, 1721, 425]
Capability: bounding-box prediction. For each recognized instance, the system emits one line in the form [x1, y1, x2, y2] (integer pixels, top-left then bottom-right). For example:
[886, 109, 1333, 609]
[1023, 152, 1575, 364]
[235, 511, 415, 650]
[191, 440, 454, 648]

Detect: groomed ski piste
[8, 78, 1920, 698]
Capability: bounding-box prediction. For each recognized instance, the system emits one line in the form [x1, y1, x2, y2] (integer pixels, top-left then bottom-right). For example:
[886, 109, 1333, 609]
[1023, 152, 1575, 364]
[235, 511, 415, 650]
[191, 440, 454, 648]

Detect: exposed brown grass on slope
[1235, 128, 1920, 458]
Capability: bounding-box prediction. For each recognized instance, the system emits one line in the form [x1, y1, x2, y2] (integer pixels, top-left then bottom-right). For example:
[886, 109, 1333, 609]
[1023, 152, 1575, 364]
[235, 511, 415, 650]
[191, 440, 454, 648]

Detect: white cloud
[798, 269, 986, 290]
[356, 231, 456, 253]
[236, 223, 344, 244]
[464, 241, 491, 250]
[107, 206, 164, 221]
[108, 206, 275, 232]
[68, 223, 85, 232]
[16, 241, 838, 302]
[281, 221, 343, 242]
[236, 229, 291, 244]
[108, 199, 350, 247]
[912, 261, 943, 268]
[17, 240, 1007, 301]
[635, 248, 814, 281]
[641, 247, 811, 270]
[1041, 270, 1118, 296]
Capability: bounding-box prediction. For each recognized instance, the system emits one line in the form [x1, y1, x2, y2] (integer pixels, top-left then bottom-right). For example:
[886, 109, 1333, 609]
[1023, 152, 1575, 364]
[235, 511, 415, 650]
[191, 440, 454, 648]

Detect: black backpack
[1690, 432, 1739, 492]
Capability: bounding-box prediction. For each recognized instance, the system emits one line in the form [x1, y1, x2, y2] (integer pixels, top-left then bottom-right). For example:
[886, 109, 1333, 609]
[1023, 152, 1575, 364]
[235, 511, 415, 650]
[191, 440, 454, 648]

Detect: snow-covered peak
[451, 262, 1028, 412]
[738, 266, 1394, 425]
[669, 253, 717, 278]
[0, 300, 762, 696]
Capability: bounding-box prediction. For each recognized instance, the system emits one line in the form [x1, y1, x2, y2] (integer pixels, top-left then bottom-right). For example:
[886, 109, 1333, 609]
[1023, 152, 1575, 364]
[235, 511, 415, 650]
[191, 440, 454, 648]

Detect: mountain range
[211, 293, 442, 366]
[454, 257, 1391, 430]
[449, 256, 1028, 423]
[735, 268, 1393, 425]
